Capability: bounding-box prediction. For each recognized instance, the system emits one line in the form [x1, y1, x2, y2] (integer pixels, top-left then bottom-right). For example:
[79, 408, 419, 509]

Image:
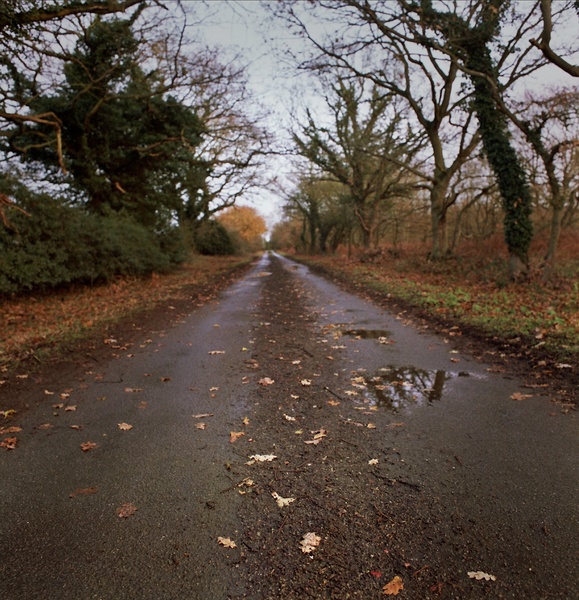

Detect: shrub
[0, 191, 183, 295]
[194, 219, 235, 256]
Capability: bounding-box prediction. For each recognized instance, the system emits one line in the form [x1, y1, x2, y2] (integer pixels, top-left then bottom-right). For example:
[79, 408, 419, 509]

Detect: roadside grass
[0, 254, 252, 373]
[294, 236, 578, 364]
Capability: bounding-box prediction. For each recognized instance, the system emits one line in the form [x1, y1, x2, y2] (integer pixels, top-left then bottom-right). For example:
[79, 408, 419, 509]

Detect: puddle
[347, 365, 471, 412]
[324, 323, 393, 342]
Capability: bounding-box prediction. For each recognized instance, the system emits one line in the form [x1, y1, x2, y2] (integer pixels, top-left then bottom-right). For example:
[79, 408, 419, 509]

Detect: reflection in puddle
[324, 323, 393, 342]
[349, 365, 470, 412]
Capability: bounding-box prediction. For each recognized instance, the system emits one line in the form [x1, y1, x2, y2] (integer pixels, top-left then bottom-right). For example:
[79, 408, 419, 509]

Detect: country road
[1, 252, 577, 599]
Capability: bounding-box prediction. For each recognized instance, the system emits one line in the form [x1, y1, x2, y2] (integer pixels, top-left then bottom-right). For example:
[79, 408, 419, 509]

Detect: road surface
[1, 252, 577, 598]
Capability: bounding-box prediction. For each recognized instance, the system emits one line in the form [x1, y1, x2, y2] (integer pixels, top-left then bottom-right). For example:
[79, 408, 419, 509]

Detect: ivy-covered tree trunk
[419, 0, 534, 279]
[466, 47, 533, 279]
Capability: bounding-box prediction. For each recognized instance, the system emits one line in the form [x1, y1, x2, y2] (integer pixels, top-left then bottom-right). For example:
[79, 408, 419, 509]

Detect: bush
[194, 219, 235, 256]
[0, 191, 183, 295]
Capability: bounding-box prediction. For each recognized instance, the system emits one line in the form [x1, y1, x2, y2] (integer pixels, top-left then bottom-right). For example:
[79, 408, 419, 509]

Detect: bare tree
[271, 0, 481, 258]
[531, 0, 579, 77]
[292, 73, 421, 249]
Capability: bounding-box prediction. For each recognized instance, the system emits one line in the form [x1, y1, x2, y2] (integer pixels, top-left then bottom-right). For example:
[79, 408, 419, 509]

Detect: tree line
[269, 0, 579, 281]
[0, 0, 267, 294]
[1, 1, 578, 294]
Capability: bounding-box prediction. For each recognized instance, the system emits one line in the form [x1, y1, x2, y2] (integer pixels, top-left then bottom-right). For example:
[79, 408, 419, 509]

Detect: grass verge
[294, 253, 578, 365]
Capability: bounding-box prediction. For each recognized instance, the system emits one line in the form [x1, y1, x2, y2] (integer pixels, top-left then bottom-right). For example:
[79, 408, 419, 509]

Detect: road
[1, 252, 577, 599]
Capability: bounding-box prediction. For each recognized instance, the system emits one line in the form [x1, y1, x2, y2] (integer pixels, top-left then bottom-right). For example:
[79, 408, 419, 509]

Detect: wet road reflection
[347, 365, 472, 412]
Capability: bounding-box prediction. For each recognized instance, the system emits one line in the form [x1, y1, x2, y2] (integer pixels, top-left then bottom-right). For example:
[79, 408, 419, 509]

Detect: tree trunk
[542, 202, 563, 282]
[430, 182, 450, 259]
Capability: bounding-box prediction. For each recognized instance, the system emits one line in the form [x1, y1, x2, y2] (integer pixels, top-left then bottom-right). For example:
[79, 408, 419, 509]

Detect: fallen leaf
[510, 392, 532, 401]
[467, 571, 496, 581]
[217, 536, 237, 548]
[124, 387, 142, 393]
[0, 409, 17, 418]
[386, 422, 405, 429]
[36, 423, 53, 430]
[370, 571, 383, 578]
[327, 399, 340, 406]
[192, 413, 214, 419]
[208, 350, 225, 355]
[383, 575, 404, 595]
[117, 423, 133, 431]
[229, 431, 245, 443]
[300, 532, 321, 553]
[283, 414, 296, 421]
[160, 377, 171, 382]
[69, 486, 98, 498]
[64, 405, 77, 411]
[69, 424, 83, 430]
[209, 386, 219, 392]
[195, 422, 207, 430]
[259, 377, 275, 386]
[367, 423, 377, 429]
[301, 379, 312, 386]
[44, 390, 55, 395]
[242, 417, 250, 426]
[0, 426, 21, 434]
[1, 436, 17, 450]
[305, 428, 327, 445]
[117, 502, 138, 518]
[52, 403, 65, 409]
[369, 458, 379, 465]
[247, 454, 277, 464]
[80, 441, 97, 452]
[292, 360, 301, 365]
[272, 491, 296, 508]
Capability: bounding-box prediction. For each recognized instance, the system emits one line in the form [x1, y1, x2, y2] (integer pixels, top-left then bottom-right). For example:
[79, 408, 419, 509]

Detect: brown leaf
[117, 422, 133, 431]
[259, 377, 275, 386]
[124, 387, 143, 393]
[69, 424, 83, 430]
[195, 422, 207, 430]
[192, 413, 214, 419]
[217, 536, 237, 548]
[1, 436, 17, 450]
[0, 426, 22, 434]
[64, 405, 77, 411]
[229, 431, 245, 443]
[69, 486, 98, 498]
[383, 575, 404, 595]
[80, 441, 97, 452]
[117, 502, 138, 518]
[511, 392, 532, 401]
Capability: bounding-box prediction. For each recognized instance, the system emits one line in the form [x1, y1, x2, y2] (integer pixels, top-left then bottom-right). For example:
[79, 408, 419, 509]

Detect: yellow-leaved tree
[217, 206, 267, 254]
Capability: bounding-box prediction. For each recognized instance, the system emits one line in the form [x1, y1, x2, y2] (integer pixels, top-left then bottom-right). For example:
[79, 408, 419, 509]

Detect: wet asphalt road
[1, 252, 577, 599]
